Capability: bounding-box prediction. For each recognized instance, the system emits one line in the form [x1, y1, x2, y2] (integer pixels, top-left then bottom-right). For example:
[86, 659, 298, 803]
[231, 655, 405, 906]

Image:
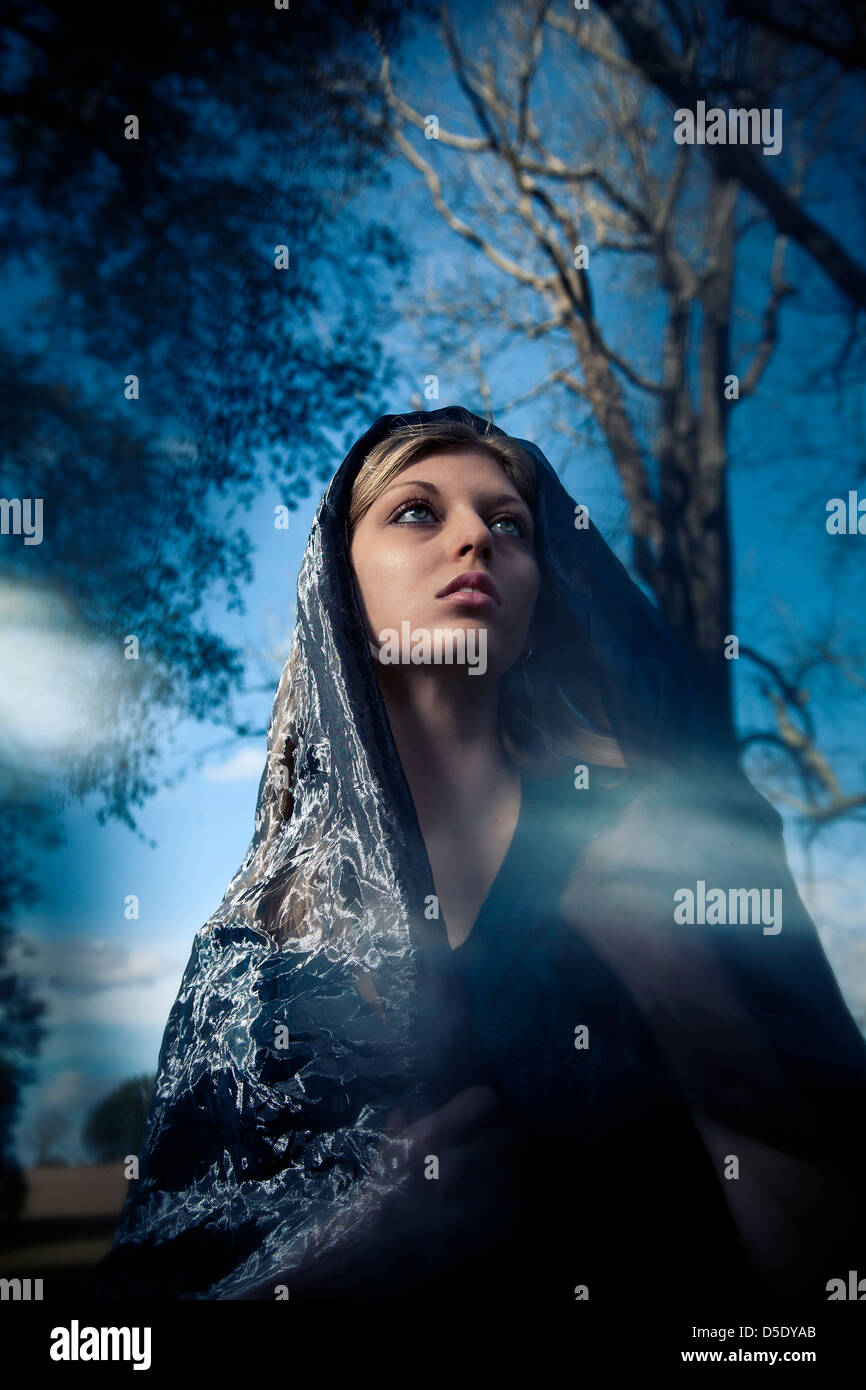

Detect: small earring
[521, 643, 534, 663]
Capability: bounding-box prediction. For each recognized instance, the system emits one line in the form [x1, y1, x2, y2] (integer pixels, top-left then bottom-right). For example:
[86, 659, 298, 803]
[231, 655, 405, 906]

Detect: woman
[95, 405, 866, 1305]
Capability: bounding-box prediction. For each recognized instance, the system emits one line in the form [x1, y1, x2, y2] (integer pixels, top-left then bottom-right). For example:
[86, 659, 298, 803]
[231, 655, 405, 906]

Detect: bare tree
[593, 0, 866, 313]
[340, 0, 864, 838]
[730, 0, 866, 73]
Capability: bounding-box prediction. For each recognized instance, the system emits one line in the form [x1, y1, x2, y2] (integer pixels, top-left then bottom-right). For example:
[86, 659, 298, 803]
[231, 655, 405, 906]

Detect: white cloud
[8, 931, 187, 1033]
[9, 931, 180, 996]
[202, 744, 265, 781]
[39, 1067, 91, 1111]
[0, 580, 116, 773]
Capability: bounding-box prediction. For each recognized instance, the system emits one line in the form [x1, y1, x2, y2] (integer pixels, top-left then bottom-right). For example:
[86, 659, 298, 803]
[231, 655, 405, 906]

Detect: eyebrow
[382, 478, 531, 513]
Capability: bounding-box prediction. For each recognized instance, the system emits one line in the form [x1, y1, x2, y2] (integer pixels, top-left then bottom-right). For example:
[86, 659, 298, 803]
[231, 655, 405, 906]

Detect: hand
[233, 1084, 520, 1300]
[377, 1084, 522, 1277]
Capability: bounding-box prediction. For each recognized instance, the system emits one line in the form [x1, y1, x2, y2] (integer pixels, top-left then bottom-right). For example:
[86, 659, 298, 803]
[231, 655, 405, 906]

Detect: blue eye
[392, 501, 434, 524]
[491, 515, 524, 538]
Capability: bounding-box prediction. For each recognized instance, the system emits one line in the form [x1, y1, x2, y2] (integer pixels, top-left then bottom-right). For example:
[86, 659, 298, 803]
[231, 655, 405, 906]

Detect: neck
[375, 666, 518, 832]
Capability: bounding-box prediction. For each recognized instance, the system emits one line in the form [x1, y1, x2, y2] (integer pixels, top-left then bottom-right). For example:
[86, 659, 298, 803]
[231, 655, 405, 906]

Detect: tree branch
[593, 0, 866, 311]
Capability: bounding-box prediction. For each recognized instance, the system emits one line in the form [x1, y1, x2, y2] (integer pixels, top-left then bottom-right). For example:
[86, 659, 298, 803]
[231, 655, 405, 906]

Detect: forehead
[387, 448, 521, 493]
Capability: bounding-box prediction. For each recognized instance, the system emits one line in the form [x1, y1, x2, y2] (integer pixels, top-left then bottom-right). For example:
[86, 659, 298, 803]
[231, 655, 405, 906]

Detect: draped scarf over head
[96, 406, 866, 1300]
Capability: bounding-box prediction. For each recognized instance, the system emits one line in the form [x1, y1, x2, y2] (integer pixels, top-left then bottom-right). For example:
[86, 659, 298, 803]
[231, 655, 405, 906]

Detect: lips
[435, 570, 501, 605]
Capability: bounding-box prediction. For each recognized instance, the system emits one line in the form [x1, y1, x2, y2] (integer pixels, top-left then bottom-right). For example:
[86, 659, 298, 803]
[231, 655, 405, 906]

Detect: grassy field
[0, 1163, 129, 1299]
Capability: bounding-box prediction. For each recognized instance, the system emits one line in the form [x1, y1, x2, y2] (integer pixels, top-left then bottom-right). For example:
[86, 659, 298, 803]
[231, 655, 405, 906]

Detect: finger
[383, 1105, 407, 1134]
[405, 1084, 503, 1150]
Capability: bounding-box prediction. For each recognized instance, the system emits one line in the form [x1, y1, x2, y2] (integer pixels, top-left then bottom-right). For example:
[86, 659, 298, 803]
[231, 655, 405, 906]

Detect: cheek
[352, 541, 420, 622]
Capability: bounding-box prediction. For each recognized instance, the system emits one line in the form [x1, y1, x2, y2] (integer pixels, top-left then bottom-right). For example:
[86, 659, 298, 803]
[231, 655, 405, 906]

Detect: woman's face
[349, 449, 540, 681]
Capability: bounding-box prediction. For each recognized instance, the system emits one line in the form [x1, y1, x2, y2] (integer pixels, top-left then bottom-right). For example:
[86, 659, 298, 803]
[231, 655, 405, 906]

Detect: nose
[448, 506, 493, 562]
